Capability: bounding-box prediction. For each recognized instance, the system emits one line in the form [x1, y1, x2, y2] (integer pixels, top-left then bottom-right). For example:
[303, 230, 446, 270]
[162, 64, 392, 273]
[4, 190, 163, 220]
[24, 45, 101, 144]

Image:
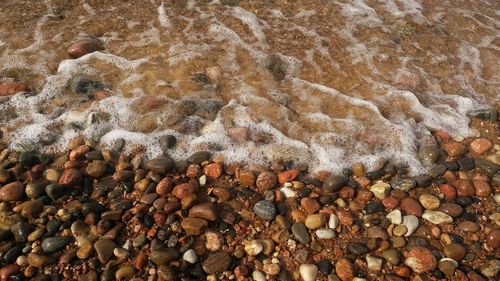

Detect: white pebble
[315, 228, 336, 239]
[199, 175, 207, 187]
[366, 255, 382, 271]
[386, 210, 402, 225]
[183, 249, 198, 264]
[494, 193, 500, 204]
[370, 182, 391, 199]
[280, 186, 297, 198]
[244, 240, 263, 256]
[252, 270, 266, 281]
[328, 213, 339, 229]
[422, 210, 453, 224]
[402, 215, 419, 237]
[299, 264, 319, 281]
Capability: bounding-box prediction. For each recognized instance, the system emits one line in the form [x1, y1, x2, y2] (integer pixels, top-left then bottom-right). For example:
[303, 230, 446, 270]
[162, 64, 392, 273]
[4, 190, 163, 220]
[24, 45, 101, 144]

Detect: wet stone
[94, 239, 116, 263]
[41, 237, 72, 253]
[323, 175, 348, 193]
[144, 156, 175, 174]
[187, 151, 211, 164]
[291, 223, 310, 244]
[299, 264, 319, 281]
[443, 243, 467, 261]
[67, 39, 104, 59]
[253, 200, 276, 221]
[404, 247, 437, 273]
[347, 243, 369, 255]
[390, 178, 416, 192]
[202, 252, 231, 274]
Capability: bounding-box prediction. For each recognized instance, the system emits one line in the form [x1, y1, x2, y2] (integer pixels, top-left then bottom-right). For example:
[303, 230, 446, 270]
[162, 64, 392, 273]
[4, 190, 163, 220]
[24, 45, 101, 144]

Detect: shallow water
[0, 0, 498, 174]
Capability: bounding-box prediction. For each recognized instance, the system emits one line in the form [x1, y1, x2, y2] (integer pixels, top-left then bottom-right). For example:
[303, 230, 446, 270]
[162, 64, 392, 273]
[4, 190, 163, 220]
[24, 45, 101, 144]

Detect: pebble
[256, 171, 277, 191]
[244, 240, 263, 256]
[315, 228, 336, 239]
[189, 203, 218, 221]
[115, 265, 136, 280]
[418, 145, 441, 164]
[41, 237, 72, 253]
[113, 248, 130, 260]
[299, 264, 318, 281]
[472, 180, 491, 197]
[150, 249, 178, 265]
[401, 215, 419, 236]
[187, 151, 211, 164]
[0, 182, 24, 201]
[438, 258, 458, 276]
[291, 223, 310, 244]
[183, 249, 198, 263]
[392, 225, 407, 237]
[202, 252, 231, 274]
[400, 198, 423, 217]
[386, 210, 402, 225]
[443, 243, 467, 261]
[370, 182, 391, 199]
[253, 200, 276, 221]
[451, 179, 475, 197]
[366, 255, 383, 271]
[457, 221, 480, 233]
[485, 229, 500, 249]
[367, 226, 389, 240]
[0, 80, 29, 96]
[422, 210, 453, 224]
[443, 142, 465, 157]
[67, 39, 104, 58]
[479, 259, 500, 278]
[335, 258, 354, 281]
[280, 186, 297, 198]
[94, 239, 116, 263]
[323, 175, 348, 193]
[181, 217, 208, 235]
[419, 194, 440, 210]
[382, 248, 400, 265]
[390, 178, 416, 192]
[238, 170, 256, 186]
[404, 247, 437, 273]
[438, 203, 463, 217]
[144, 156, 175, 174]
[172, 183, 196, 199]
[204, 162, 222, 179]
[305, 213, 326, 229]
[0, 264, 19, 280]
[328, 213, 339, 229]
[470, 138, 492, 154]
[27, 253, 56, 268]
[252, 271, 266, 281]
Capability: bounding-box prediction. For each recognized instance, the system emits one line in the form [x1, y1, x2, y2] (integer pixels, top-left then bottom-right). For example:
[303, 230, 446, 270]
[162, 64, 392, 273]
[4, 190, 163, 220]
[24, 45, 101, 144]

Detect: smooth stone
[150, 249, 178, 265]
[366, 255, 383, 271]
[113, 248, 130, 260]
[94, 239, 117, 263]
[25, 181, 46, 199]
[438, 258, 458, 276]
[317, 259, 333, 275]
[280, 186, 297, 198]
[391, 237, 406, 248]
[370, 182, 391, 199]
[382, 248, 400, 265]
[475, 159, 499, 176]
[419, 194, 441, 210]
[328, 213, 339, 229]
[400, 198, 423, 217]
[438, 203, 463, 217]
[367, 226, 389, 240]
[144, 157, 175, 174]
[316, 228, 336, 239]
[485, 229, 500, 249]
[41, 237, 72, 253]
[0, 182, 24, 201]
[45, 184, 66, 200]
[392, 225, 407, 237]
[252, 271, 266, 281]
[323, 175, 348, 193]
[422, 210, 453, 224]
[457, 221, 480, 233]
[12, 222, 32, 242]
[443, 243, 467, 261]
[305, 214, 326, 230]
[188, 151, 211, 164]
[386, 210, 402, 225]
[202, 252, 231, 274]
[390, 178, 416, 192]
[347, 243, 369, 255]
[115, 265, 136, 280]
[183, 249, 198, 264]
[181, 217, 208, 236]
[244, 240, 263, 256]
[189, 203, 218, 221]
[67, 39, 104, 59]
[253, 200, 276, 221]
[419, 146, 441, 164]
[404, 247, 437, 273]
[27, 253, 56, 268]
[299, 264, 319, 281]
[291, 223, 310, 244]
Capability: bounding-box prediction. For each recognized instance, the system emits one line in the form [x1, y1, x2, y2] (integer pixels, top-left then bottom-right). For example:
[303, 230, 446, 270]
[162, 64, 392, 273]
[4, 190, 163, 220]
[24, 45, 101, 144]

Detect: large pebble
[183, 249, 198, 263]
[253, 200, 276, 221]
[443, 243, 467, 261]
[27, 253, 56, 267]
[328, 213, 339, 229]
[366, 255, 383, 271]
[255, 171, 277, 191]
[244, 240, 263, 256]
[400, 198, 423, 217]
[144, 156, 175, 174]
[150, 249, 178, 265]
[404, 247, 437, 273]
[41, 237, 72, 253]
[291, 223, 310, 244]
[485, 229, 500, 249]
[181, 217, 208, 235]
[115, 265, 136, 280]
[189, 203, 218, 221]
[94, 239, 117, 263]
[0, 182, 24, 201]
[299, 264, 318, 281]
[470, 138, 492, 154]
[323, 175, 348, 193]
[419, 194, 440, 210]
[335, 258, 354, 281]
[386, 210, 402, 225]
[315, 228, 335, 239]
[422, 210, 453, 224]
[305, 214, 326, 229]
[202, 252, 231, 274]
[67, 39, 104, 58]
[370, 182, 391, 199]
[401, 215, 419, 236]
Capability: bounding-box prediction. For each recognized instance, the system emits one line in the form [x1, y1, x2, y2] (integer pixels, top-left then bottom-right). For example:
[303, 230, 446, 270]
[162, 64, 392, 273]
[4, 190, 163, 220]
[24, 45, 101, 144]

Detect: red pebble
[278, 169, 300, 184]
[204, 162, 223, 179]
[382, 197, 399, 209]
[439, 184, 457, 200]
[339, 187, 355, 200]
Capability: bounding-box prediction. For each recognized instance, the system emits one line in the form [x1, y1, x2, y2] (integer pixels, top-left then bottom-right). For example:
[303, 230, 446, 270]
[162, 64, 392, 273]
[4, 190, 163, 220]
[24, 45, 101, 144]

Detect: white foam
[157, 1, 171, 29]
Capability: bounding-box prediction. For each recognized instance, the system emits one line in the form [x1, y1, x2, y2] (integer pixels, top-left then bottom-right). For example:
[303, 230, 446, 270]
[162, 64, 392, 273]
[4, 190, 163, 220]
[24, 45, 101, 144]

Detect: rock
[457, 221, 480, 232]
[366, 255, 383, 271]
[404, 247, 437, 273]
[472, 180, 491, 197]
[386, 210, 402, 225]
[253, 200, 276, 221]
[400, 198, 423, 217]
[438, 203, 463, 217]
[188, 151, 211, 164]
[252, 270, 266, 281]
[347, 243, 369, 255]
[172, 183, 196, 199]
[189, 203, 218, 221]
[470, 138, 492, 154]
[255, 171, 277, 191]
[443, 142, 465, 157]
[451, 179, 475, 196]
[280, 186, 297, 198]
[443, 243, 467, 261]
[238, 170, 256, 186]
[12, 222, 32, 242]
[183, 249, 198, 264]
[113, 248, 130, 260]
[390, 178, 416, 192]
[438, 258, 458, 276]
[439, 184, 457, 200]
[0, 264, 19, 281]
[156, 177, 173, 196]
[291, 223, 310, 244]
[205, 230, 224, 251]
[144, 157, 175, 174]
[94, 239, 116, 263]
[150, 249, 178, 265]
[422, 210, 453, 224]
[305, 214, 326, 230]
[181, 217, 208, 235]
[244, 240, 263, 256]
[115, 265, 136, 280]
[27, 253, 56, 268]
[202, 252, 231, 274]
[479, 259, 500, 278]
[0, 182, 24, 201]
[59, 168, 82, 186]
[335, 258, 354, 281]
[41, 237, 72, 253]
[300, 198, 320, 214]
[278, 169, 300, 184]
[367, 226, 389, 240]
[299, 264, 319, 281]
[323, 175, 348, 193]
[401, 215, 419, 236]
[67, 39, 104, 59]
[315, 228, 336, 239]
[18, 199, 43, 218]
[485, 229, 500, 249]
[475, 159, 499, 176]
[204, 162, 222, 179]
[85, 161, 106, 178]
[382, 248, 400, 265]
[370, 182, 391, 199]
[328, 213, 339, 229]
[419, 146, 441, 164]
[271, 228, 290, 243]
[0, 81, 29, 96]
[419, 194, 440, 210]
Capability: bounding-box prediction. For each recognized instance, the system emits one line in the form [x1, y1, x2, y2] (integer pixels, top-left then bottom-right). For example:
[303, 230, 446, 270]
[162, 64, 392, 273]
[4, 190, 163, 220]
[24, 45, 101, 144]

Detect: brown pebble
[442, 142, 465, 157]
[278, 169, 300, 184]
[238, 170, 256, 186]
[438, 203, 463, 218]
[300, 198, 320, 215]
[470, 138, 492, 154]
[451, 179, 475, 197]
[58, 168, 82, 186]
[0, 264, 19, 281]
[134, 251, 148, 270]
[457, 221, 480, 233]
[204, 162, 222, 179]
[472, 180, 491, 197]
[443, 243, 467, 261]
[367, 226, 389, 240]
[255, 171, 277, 192]
[181, 217, 208, 235]
[67, 39, 104, 59]
[189, 203, 218, 221]
[404, 247, 437, 273]
[335, 258, 354, 281]
[400, 198, 423, 217]
[202, 252, 231, 274]
[485, 229, 500, 249]
[172, 183, 196, 199]
[0, 182, 24, 201]
[0, 81, 29, 96]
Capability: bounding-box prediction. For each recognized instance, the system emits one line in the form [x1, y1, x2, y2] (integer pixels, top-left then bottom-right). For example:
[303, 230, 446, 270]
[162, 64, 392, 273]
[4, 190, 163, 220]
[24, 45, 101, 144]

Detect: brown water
[0, 0, 498, 174]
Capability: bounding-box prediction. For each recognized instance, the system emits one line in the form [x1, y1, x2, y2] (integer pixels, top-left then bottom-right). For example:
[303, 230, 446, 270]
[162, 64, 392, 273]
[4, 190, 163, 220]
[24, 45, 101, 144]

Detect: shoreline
[0, 116, 498, 281]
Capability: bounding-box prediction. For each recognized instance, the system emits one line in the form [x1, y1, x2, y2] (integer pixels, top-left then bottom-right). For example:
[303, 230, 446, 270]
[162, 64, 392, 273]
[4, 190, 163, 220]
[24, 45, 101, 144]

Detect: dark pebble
[85, 150, 103, 160]
[474, 159, 499, 176]
[3, 246, 22, 263]
[429, 164, 446, 178]
[160, 135, 177, 149]
[12, 222, 32, 243]
[82, 202, 108, 215]
[347, 243, 369, 255]
[46, 220, 61, 234]
[449, 234, 464, 244]
[443, 161, 460, 171]
[253, 200, 276, 221]
[412, 174, 433, 187]
[303, 178, 322, 187]
[71, 76, 105, 95]
[317, 259, 333, 275]
[457, 158, 475, 171]
[187, 151, 211, 164]
[468, 108, 498, 121]
[319, 195, 336, 205]
[19, 152, 37, 166]
[364, 201, 384, 214]
[41, 237, 73, 253]
[347, 179, 360, 189]
[45, 184, 66, 200]
[456, 197, 472, 206]
[365, 170, 385, 180]
[323, 175, 348, 193]
[298, 188, 312, 197]
[0, 230, 13, 242]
